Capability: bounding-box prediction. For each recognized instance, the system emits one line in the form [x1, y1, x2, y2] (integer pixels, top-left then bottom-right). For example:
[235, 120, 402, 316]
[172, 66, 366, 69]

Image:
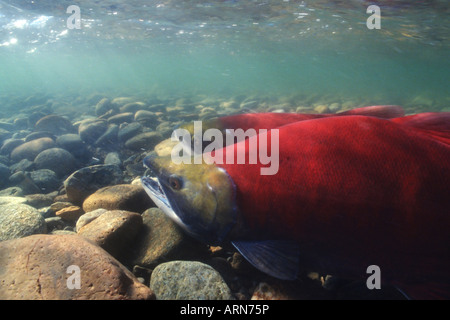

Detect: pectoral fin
[231, 240, 300, 280]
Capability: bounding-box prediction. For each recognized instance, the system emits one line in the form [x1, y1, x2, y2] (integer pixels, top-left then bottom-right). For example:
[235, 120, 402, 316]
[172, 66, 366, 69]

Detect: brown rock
[230, 252, 256, 275]
[0, 234, 154, 300]
[251, 282, 291, 300]
[130, 208, 204, 268]
[63, 164, 124, 206]
[56, 206, 84, 222]
[75, 208, 107, 232]
[82, 184, 154, 213]
[77, 210, 142, 259]
[314, 104, 330, 114]
[34, 115, 74, 135]
[10, 137, 55, 162]
[49, 201, 73, 213]
[251, 278, 334, 300]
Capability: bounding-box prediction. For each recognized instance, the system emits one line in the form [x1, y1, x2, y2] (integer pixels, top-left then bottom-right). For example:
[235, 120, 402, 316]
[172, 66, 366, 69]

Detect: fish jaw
[141, 175, 186, 231]
[141, 152, 238, 246]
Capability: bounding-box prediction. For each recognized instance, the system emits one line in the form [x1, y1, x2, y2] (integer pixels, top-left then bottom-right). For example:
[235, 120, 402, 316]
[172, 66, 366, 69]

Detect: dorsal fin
[392, 112, 450, 146]
[339, 105, 405, 119]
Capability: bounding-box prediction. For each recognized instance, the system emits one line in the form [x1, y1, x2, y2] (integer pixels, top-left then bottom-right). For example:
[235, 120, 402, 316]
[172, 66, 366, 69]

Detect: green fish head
[179, 118, 225, 153]
[141, 152, 237, 246]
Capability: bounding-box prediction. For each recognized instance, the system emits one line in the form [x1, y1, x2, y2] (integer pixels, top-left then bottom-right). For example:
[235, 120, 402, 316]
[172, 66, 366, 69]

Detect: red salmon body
[215, 115, 450, 295]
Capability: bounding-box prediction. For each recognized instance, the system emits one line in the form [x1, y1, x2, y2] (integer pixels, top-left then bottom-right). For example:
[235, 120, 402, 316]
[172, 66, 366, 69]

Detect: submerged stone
[107, 112, 134, 125]
[0, 139, 24, 156]
[134, 110, 158, 127]
[24, 193, 54, 208]
[9, 171, 42, 195]
[75, 208, 108, 232]
[0, 187, 24, 197]
[94, 124, 119, 147]
[55, 206, 84, 222]
[77, 210, 143, 260]
[29, 169, 60, 193]
[111, 97, 135, 107]
[34, 115, 74, 135]
[10, 137, 55, 162]
[240, 100, 258, 110]
[78, 119, 107, 144]
[104, 152, 121, 166]
[118, 122, 142, 142]
[0, 203, 47, 241]
[130, 208, 205, 269]
[24, 131, 55, 142]
[82, 184, 154, 213]
[95, 98, 117, 116]
[124, 132, 163, 151]
[150, 261, 233, 300]
[63, 164, 123, 205]
[56, 134, 88, 159]
[0, 163, 10, 188]
[0, 196, 27, 206]
[34, 148, 77, 177]
[0, 234, 154, 300]
[120, 101, 147, 113]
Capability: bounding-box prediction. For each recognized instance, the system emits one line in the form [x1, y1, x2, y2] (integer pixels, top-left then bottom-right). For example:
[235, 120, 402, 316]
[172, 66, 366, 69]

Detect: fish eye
[168, 175, 183, 190]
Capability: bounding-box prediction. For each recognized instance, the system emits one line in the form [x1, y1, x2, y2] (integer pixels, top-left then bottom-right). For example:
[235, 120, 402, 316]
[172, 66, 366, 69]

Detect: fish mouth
[141, 153, 186, 230]
[141, 175, 171, 210]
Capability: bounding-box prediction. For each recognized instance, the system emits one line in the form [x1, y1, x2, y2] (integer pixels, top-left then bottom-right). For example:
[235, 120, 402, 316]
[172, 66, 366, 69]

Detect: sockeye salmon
[142, 113, 450, 299]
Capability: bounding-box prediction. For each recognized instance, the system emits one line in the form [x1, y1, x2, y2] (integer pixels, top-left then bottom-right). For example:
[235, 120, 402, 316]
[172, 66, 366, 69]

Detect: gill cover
[142, 153, 237, 245]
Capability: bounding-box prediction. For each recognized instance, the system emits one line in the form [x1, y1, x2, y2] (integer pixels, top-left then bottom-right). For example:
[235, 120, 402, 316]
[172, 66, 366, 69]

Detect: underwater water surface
[0, 0, 448, 109]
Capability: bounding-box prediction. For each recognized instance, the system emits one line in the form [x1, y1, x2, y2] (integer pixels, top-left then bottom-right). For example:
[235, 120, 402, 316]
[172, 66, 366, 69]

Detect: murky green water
[0, 0, 449, 110]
